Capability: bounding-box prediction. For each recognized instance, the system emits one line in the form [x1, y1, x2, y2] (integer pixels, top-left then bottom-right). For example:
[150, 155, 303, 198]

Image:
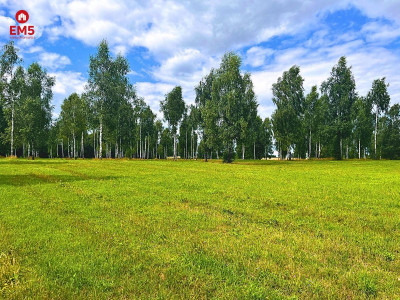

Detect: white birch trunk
[315, 142, 318, 159]
[173, 133, 177, 160]
[73, 131, 76, 159]
[94, 129, 96, 158]
[309, 129, 312, 159]
[374, 108, 378, 157]
[99, 119, 103, 159]
[81, 132, 84, 158]
[318, 142, 321, 158]
[11, 98, 14, 156]
[340, 138, 343, 159]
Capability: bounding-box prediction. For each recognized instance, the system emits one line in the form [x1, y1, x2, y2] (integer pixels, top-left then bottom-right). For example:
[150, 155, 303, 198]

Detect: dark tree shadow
[0, 160, 70, 165]
[0, 174, 120, 187]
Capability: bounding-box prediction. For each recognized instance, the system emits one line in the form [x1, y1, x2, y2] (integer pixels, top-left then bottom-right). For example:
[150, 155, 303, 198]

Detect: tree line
[272, 58, 398, 160]
[0, 40, 399, 161]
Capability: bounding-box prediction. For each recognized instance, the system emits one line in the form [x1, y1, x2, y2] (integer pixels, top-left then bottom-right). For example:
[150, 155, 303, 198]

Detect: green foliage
[368, 78, 390, 158]
[321, 56, 357, 159]
[379, 104, 400, 159]
[206, 52, 258, 163]
[58, 93, 89, 158]
[86, 40, 135, 159]
[272, 65, 305, 159]
[352, 96, 374, 157]
[0, 41, 22, 155]
[2, 43, 400, 161]
[161, 86, 185, 160]
[161, 86, 185, 132]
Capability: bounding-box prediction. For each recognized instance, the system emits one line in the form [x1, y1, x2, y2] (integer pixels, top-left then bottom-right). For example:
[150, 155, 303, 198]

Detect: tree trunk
[242, 143, 245, 160]
[315, 142, 318, 159]
[318, 142, 321, 159]
[99, 119, 103, 159]
[73, 131, 76, 159]
[139, 123, 142, 159]
[93, 130, 96, 158]
[173, 133, 177, 160]
[253, 142, 256, 160]
[10, 96, 14, 157]
[358, 139, 361, 159]
[346, 144, 349, 159]
[374, 109, 378, 157]
[80, 132, 84, 158]
[309, 129, 312, 159]
[227, 145, 232, 163]
[148, 134, 150, 159]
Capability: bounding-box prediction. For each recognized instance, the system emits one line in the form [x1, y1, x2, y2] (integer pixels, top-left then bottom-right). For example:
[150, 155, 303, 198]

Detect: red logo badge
[10, 10, 35, 39]
[15, 10, 29, 24]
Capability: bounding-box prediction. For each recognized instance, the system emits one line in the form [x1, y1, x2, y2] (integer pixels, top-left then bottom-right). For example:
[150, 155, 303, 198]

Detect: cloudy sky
[1, 0, 400, 119]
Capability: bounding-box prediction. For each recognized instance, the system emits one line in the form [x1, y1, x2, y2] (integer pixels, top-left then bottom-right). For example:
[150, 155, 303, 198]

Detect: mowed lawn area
[0, 159, 399, 299]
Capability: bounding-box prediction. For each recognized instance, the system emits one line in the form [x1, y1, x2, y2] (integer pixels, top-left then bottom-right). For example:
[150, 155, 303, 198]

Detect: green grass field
[0, 159, 399, 299]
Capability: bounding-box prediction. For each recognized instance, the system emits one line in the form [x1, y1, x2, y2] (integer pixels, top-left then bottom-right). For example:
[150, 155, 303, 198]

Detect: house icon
[18, 13, 26, 22]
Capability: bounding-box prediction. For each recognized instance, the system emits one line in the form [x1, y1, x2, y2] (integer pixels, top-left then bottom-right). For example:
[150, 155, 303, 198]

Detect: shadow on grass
[0, 174, 120, 187]
[0, 159, 70, 165]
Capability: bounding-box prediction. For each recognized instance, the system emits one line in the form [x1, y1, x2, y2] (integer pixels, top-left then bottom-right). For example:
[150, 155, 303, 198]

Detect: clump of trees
[0, 42, 54, 159]
[0, 41, 399, 161]
[271, 57, 399, 160]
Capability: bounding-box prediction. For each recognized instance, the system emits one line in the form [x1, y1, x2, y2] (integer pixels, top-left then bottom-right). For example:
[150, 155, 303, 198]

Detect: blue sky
[1, 0, 400, 119]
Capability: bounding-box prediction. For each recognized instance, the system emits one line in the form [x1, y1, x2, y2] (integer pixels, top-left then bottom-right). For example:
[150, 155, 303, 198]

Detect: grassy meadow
[0, 158, 399, 299]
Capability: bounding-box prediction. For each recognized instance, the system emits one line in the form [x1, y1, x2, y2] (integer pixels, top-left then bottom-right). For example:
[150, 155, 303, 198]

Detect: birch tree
[86, 40, 113, 159]
[210, 52, 258, 163]
[0, 41, 22, 156]
[271, 65, 305, 160]
[160, 86, 185, 160]
[367, 78, 390, 158]
[20, 62, 54, 159]
[321, 56, 356, 160]
[195, 70, 215, 161]
[304, 86, 319, 158]
[352, 96, 373, 159]
[58, 93, 88, 158]
[379, 104, 400, 159]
